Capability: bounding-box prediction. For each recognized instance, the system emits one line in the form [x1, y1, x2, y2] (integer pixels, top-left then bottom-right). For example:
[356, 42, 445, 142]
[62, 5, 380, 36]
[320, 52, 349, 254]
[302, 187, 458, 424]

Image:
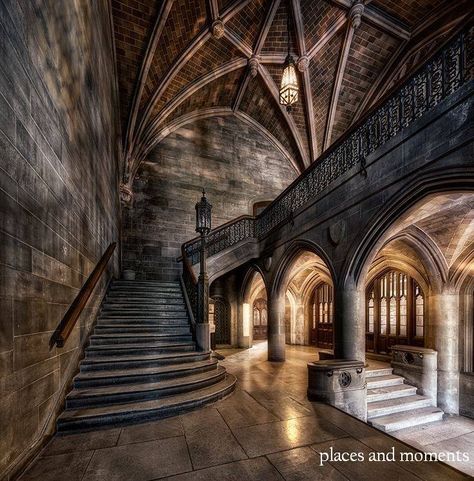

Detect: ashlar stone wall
[0, 1, 120, 478]
[122, 115, 297, 280]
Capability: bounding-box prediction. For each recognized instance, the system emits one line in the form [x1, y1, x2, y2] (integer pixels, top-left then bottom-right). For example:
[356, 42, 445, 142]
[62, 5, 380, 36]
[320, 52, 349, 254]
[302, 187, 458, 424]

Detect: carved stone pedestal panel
[391, 345, 437, 406]
[307, 359, 367, 421]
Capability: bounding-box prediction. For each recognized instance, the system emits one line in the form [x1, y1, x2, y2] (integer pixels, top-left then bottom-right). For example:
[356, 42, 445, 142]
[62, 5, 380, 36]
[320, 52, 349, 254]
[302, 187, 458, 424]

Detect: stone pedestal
[196, 322, 210, 352]
[391, 345, 437, 406]
[307, 359, 367, 421]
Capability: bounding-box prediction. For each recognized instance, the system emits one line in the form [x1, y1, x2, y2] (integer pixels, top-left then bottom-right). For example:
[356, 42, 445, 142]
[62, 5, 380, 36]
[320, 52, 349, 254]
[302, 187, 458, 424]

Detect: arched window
[310, 283, 333, 349]
[366, 270, 425, 354]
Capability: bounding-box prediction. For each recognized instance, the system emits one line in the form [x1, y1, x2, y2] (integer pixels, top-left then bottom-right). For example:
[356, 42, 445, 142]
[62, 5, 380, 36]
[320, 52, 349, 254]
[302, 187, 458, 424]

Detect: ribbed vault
[111, 0, 472, 186]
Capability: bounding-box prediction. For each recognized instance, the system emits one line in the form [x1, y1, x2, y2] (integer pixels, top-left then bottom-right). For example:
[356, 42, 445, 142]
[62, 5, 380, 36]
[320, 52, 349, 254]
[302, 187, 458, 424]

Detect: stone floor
[19, 342, 472, 481]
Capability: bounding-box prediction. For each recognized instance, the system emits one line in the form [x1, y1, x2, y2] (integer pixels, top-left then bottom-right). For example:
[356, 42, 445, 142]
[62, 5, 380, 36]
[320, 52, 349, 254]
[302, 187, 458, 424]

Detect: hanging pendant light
[279, 0, 298, 112]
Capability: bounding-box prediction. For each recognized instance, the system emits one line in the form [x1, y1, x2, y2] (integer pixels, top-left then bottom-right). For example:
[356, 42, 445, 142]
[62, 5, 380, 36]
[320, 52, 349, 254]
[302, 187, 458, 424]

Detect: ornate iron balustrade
[182, 25, 473, 266]
[184, 215, 255, 265]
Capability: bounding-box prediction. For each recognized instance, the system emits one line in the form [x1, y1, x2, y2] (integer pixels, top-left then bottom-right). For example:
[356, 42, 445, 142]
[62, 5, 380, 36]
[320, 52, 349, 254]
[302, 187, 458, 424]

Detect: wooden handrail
[50, 242, 117, 348]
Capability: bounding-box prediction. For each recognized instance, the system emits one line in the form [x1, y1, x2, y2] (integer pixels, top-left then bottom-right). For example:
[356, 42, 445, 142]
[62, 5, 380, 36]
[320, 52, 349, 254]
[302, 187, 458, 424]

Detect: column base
[196, 323, 210, 352]
[307, 359, 366, 421]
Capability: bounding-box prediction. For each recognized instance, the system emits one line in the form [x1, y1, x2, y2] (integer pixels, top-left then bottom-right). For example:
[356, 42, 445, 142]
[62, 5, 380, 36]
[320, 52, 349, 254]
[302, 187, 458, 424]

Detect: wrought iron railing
[182, 24, 473, 267]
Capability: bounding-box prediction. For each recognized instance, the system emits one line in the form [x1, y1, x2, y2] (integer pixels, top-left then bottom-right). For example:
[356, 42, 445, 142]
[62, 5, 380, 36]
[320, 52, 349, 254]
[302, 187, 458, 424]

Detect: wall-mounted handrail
[50, 242, 117, 348]
[180, 24, 473, 267]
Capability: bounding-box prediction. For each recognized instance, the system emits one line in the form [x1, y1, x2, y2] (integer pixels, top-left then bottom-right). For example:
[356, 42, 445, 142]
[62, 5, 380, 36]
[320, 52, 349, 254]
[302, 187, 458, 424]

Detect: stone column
[267, 292, 286, 362]
[333, 280, 365, 362]
[429, 287, 460, 414]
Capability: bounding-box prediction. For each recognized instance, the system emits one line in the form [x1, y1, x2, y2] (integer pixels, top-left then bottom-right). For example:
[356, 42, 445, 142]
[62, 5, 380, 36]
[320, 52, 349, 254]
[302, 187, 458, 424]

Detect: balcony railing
[182, 24, 473, 267]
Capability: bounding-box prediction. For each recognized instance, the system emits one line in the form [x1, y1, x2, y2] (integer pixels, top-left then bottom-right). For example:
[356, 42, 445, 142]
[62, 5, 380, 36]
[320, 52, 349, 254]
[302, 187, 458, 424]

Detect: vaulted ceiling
[111, 0, 471, 184]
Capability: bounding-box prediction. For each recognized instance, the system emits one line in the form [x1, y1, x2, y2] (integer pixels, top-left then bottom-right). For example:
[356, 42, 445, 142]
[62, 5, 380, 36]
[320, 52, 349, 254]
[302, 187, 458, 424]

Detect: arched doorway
[241, 267, 268, 347]
[273, 243, 335, 351]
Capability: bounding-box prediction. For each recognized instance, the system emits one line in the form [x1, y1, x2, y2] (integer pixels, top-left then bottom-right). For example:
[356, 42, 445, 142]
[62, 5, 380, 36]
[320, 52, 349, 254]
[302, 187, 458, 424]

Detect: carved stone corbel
[120, 182, 134, 207]
[349, 0, 365, 29]
[211, 19, 225, 39]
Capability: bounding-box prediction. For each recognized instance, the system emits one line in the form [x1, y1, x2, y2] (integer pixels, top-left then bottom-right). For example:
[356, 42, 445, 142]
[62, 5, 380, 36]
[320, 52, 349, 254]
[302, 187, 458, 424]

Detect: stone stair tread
[58, 375, 236, 427]
[367, 394, 432, 416]
[365, 367, 393, 378]
[76, 359, 218, 380]
[91, 332, 190, 338]
[367, 384, 417, 401]
[83, 351, 211, 364]
[69, 367, 226, 399]
[86, 341, 195, 350]
[95, 324, 189, 329]
[366, 374, 404, 386]
[369, 406, 444, 432]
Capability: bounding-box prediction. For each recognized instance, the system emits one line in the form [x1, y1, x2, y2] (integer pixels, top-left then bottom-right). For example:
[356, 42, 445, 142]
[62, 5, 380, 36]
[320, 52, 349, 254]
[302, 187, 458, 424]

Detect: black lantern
[279, 0, 298, 112]
[195, 189, 212, 235]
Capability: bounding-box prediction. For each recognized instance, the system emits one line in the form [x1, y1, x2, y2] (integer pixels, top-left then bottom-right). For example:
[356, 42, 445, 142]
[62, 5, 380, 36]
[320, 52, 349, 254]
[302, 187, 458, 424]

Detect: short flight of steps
[366, 367, 443, 432]
[57, 280, 236, 432]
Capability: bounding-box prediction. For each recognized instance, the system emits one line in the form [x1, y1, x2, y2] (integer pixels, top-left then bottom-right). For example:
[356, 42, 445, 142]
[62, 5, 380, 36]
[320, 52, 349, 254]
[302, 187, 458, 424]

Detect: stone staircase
[57, 280, 236, 432]
[366, 367, 443, 432]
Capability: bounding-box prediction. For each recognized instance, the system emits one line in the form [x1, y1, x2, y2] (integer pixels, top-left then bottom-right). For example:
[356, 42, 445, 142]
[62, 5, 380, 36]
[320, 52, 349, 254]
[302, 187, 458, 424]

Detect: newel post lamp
[195, 190, 212, 351]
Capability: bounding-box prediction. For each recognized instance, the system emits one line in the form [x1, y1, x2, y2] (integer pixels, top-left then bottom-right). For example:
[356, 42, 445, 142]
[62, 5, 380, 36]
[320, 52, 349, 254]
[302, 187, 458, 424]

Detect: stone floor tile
[182, 409, 248, 469]
[82, 437, 191, 481]
[160, 457, 284, 481]
[41, 428, 120, 456]
[19, 451, 93, 481]
[232, 415, 347, 457]
[248, 390, 313, 420]
[310, 437, 421, 481]
[216, 390, 279, 428]
[267, 446, 349, 481]
[395, 417, 474, 446]
[420, 431, 474, 476]
[118, 416, 183, 445]
[179, 408, 222, 436]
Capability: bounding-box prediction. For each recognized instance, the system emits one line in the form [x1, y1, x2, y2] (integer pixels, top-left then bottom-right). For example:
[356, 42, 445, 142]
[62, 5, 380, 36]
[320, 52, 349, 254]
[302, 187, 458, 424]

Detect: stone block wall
[122, 115, 297, 280]
[0, 1, 120, 478]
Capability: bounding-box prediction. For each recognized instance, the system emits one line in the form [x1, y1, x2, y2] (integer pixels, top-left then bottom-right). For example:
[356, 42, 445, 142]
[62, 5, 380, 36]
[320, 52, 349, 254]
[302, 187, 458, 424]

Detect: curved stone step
[81, 351, 211, 371]
[67, 367, 227, 408]
[58, 374, 236, 432]
[367, 384, 417, 402]
[85, 342, 196, 357]
[367, 395, 432, 418]
[368, 406, 444, 432]
[74, 359, 219, 388]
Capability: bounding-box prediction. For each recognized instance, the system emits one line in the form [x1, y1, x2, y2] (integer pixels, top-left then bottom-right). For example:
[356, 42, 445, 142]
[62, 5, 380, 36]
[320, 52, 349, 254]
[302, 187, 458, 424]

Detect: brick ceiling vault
[111, 0, 473, 186]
